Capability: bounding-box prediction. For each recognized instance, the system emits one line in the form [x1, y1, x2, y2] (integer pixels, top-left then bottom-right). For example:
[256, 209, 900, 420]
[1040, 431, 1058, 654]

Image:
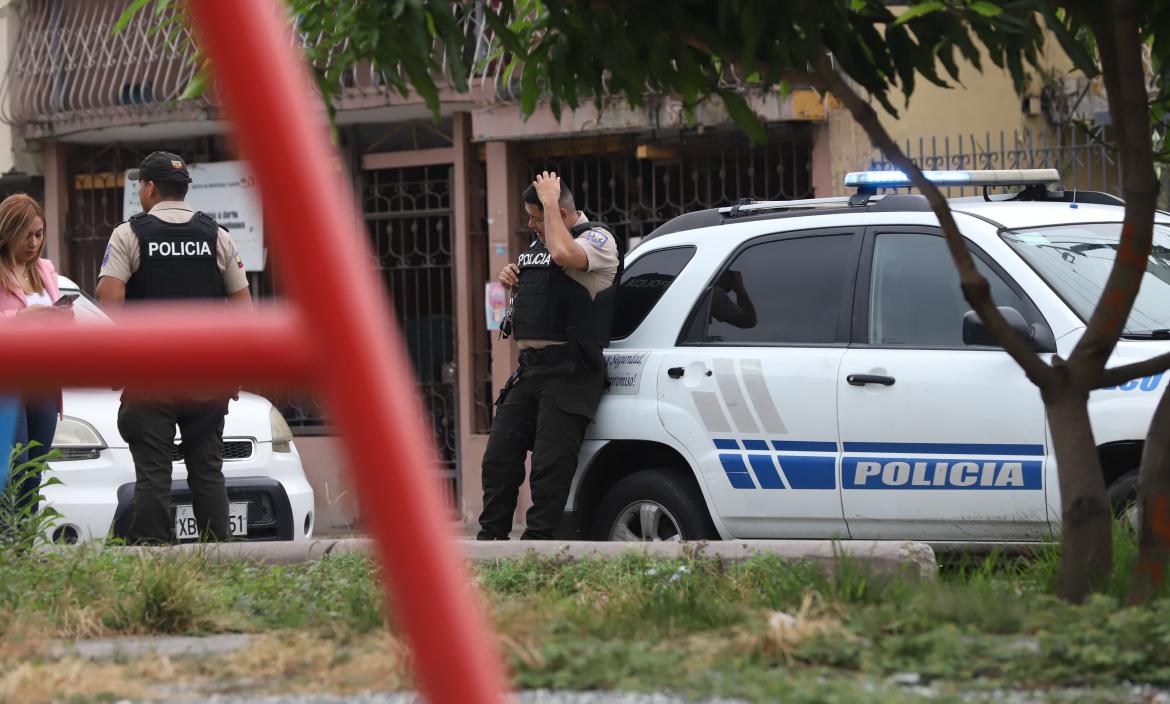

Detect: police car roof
[949, 200, 1130, 229]
[640, 191, 1169, 246]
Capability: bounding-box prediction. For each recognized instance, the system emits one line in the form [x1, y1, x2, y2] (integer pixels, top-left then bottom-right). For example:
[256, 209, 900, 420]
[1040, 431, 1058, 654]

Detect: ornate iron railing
[0, 0, 495, 130]
[0, 0, 768, 132]
[867, 126, 1122, 198]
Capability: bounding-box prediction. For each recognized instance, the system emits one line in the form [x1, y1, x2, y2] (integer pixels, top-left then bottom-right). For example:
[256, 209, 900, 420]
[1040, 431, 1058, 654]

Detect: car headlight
[52, 417, 107, 461]
[270, 406, 294, 453]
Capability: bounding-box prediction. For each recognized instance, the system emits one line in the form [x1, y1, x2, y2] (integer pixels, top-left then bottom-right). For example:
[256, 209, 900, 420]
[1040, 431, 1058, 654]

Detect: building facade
[0, 0, 1111, 532]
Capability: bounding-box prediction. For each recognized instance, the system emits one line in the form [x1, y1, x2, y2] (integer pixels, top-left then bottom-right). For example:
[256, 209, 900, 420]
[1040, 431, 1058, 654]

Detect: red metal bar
[0, 307, 314, 393]
[185, 3, 510, 703]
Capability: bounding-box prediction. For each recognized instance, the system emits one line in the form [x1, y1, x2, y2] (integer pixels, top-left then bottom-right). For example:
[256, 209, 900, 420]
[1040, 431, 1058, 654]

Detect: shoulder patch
[101, 243, 112, 268]
[581, 229, 609, 248]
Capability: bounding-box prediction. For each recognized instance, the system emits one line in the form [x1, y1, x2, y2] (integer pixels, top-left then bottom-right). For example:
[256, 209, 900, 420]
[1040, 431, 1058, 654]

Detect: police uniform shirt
[99, 201, 249, 292]
[518, 211, 619, 350]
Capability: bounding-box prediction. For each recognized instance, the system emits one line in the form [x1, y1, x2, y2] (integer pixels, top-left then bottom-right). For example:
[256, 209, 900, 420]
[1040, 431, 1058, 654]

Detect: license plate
[174, 502, 248, 540]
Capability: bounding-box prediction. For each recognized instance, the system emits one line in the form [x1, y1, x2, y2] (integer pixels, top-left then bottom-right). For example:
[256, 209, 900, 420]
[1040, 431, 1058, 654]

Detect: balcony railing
[0, 0, 206, 129]
[0, 0, 500, 133]
[0, 0, 765, 134]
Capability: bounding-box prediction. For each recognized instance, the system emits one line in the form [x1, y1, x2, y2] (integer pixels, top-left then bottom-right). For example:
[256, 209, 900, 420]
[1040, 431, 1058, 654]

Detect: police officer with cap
[478, 171, 621, 540]
[96, 151, 252, 544]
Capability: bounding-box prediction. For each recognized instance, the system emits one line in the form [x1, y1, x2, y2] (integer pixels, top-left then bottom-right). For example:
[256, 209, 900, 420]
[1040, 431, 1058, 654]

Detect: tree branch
[1070, 0, 1160, 383]
[677, 33, 818, 90]
[813, 53, 1057, 389]
[1099, 351, 1170, 389]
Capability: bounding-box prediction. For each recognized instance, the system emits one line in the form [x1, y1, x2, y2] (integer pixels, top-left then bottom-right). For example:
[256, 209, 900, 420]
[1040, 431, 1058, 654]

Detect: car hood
[1109, 338, 1170, 372]
[61, 390, 276, 449]
[1056, 330, 1170, 373]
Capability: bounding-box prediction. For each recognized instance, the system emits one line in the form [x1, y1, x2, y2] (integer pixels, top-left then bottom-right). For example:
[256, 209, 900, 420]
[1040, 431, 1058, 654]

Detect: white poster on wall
[123, 160, 265, 271]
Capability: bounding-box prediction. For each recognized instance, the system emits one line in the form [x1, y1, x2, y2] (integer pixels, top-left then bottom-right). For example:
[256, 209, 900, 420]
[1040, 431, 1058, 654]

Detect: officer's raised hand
[530, 171, 589, 271]
[534, 171, 561, 205]
[499, 263, 520, 289]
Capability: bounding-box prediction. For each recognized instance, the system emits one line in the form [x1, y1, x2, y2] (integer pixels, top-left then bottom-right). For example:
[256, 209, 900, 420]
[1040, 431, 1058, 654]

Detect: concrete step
[50, 538, 936, 578]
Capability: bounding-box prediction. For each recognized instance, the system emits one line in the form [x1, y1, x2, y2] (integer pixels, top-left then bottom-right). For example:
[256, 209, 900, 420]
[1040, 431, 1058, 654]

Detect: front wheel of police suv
[591, 468, 717, 542]
[1108, 468, 1142, 532]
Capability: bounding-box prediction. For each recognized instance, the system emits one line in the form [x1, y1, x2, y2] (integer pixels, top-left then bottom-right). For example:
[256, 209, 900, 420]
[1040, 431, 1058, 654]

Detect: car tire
[591, 468, 717, 541]
[1108, 469, 1140, 528]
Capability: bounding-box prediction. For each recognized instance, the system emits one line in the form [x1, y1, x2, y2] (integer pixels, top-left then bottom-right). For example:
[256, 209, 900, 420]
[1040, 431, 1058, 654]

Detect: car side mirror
[962, 306, 1057, 353]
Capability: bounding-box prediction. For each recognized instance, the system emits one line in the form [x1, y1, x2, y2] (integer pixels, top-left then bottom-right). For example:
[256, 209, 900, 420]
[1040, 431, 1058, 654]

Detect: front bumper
[110, 476, 312, 542]
[42, 441, 315, 543]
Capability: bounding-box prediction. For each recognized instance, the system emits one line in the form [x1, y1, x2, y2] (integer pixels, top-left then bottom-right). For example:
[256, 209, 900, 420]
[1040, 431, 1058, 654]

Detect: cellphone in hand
[53, 293, 79, 307]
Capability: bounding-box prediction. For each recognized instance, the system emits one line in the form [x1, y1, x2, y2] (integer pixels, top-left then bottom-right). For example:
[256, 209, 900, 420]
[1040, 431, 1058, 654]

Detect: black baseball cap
[126, 151, 192, 183]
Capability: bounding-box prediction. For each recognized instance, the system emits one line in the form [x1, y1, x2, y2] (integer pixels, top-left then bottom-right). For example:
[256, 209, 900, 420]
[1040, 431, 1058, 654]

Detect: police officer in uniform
[478, 171, 620, 540]
[96, 151, 252, 544]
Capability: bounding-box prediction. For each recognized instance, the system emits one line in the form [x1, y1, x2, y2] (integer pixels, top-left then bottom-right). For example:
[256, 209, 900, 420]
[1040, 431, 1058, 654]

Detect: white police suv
[566, 169, 1170, 544]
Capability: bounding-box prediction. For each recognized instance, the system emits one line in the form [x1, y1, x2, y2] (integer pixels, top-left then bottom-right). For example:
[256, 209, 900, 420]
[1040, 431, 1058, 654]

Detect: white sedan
[42, 277, 315, 543]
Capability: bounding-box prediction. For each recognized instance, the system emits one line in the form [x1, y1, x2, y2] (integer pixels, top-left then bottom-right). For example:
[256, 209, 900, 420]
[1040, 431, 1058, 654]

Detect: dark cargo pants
[478, 359, 605, 540]
[117, 399, 230, 544]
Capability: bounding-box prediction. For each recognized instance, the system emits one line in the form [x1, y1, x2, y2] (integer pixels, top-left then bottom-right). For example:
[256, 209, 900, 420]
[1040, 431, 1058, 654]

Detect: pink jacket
[0, 258, 62, 318]
[1, 258, 64, 409]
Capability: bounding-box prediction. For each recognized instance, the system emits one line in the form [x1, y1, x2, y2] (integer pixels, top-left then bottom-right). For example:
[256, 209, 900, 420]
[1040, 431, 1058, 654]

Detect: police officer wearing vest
[96, 151, 252, 544]
[478, 171, 620, 540]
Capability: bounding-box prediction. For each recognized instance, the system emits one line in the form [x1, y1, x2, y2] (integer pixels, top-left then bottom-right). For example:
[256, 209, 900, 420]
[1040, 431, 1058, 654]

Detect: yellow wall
[823, 28, 1093, 195]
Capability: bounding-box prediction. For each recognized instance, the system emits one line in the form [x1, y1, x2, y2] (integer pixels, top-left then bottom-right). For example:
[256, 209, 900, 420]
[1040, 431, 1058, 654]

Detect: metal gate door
[362, 164, 459, 500]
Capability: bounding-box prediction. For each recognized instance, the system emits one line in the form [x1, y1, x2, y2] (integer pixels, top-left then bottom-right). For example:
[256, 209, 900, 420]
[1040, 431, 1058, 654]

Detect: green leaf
[483, 8, 528, 56]
[176, 65, 210, 102]
[520, 62, 539, 117]
[969, 2, 1003, 18]
[113, 0, 153, 34]
[938, 43, 961, 82]
[893, 1, 946, 26]
[719, 90, 766, 143]
[1042, 8, 1099, 77]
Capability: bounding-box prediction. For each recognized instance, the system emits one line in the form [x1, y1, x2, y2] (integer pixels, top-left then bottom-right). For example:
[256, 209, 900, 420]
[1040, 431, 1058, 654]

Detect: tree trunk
[1128, 387, 1170, 603]
[1047, 384, 1113, 602]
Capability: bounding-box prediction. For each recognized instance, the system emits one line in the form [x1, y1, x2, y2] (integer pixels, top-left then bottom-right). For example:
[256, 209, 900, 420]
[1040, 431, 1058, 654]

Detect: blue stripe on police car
[713, 439, 1043, 491]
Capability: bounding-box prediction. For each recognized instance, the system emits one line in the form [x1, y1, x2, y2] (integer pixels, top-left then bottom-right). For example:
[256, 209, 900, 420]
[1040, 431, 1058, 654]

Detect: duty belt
[518, 344, 573, 367]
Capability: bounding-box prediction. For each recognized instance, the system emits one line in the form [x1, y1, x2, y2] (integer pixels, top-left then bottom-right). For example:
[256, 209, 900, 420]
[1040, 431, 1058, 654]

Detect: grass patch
[3, 526, 1170, 702]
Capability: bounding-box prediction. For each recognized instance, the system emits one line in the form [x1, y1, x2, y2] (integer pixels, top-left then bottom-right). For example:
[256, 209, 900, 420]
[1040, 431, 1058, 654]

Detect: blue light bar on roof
[845, 170, 971, 187]
[844, 168, 1060, 190]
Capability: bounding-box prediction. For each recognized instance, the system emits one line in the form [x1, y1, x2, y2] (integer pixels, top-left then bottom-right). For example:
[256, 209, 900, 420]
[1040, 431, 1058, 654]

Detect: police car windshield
[1002, 223, 1170, 335]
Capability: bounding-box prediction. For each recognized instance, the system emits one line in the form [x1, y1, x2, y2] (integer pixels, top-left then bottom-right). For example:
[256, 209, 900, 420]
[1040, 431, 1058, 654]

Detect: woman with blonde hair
[0, 193, 71, 508]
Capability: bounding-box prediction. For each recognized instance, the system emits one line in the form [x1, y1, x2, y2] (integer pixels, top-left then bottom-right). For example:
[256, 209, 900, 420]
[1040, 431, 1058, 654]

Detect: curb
[48, 538, 937, 578]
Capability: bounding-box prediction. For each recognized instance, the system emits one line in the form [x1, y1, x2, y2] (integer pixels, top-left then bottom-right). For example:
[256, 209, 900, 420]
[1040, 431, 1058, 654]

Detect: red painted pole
[185, 3, 510, 703]
[0, 307, 313, 393]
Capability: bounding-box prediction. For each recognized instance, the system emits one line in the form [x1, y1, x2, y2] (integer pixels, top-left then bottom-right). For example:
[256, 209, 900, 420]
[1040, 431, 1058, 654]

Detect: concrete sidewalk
[51, 538, 936, 578]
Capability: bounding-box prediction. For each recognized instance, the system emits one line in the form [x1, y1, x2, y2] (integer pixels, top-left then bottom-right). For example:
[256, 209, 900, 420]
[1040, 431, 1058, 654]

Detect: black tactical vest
[125, 212, 225, 301]
[512, 221, 622, 358]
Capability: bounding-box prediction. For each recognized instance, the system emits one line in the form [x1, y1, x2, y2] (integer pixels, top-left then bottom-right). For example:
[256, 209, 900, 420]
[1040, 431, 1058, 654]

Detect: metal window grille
[362, 163, 459, 501]
[866, 126, 1122, 198]
[523, 126, 817, 252]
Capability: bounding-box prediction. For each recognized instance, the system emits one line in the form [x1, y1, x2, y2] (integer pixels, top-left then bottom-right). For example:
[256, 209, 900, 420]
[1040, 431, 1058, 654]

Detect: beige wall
[294, 435, 362, 535]
[822, 32, 1088, 196]
[0, 0, 18, 175]
[0, 0, 39, 177]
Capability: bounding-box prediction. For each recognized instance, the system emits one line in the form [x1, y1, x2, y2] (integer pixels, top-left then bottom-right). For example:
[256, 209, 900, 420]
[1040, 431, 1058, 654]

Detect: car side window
[692, 234, 854, 344]
[612, 246, 696, 339]
[869, 232, 1031, 347]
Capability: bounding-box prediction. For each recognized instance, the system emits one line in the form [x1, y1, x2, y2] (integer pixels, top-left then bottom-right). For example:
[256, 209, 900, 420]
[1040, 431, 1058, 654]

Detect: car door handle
[667, 367, 685, 379]
[847, 374, 895, 386]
